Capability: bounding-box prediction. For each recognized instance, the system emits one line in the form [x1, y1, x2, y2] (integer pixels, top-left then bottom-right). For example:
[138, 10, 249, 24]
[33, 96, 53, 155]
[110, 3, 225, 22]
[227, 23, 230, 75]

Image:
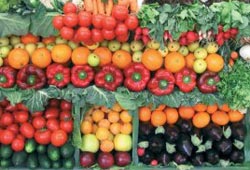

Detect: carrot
[93, 0, 98, 14]
[97, 0, 105, 14]
[118, 0, 130, 7]
[130, 0, 138, 13]
[84, 0, 94, 13]
[105, 0, 113, 16]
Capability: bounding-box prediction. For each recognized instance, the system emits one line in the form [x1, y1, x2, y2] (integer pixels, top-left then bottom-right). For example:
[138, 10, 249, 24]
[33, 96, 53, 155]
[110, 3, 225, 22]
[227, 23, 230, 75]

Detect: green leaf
[196, 145, 206, 153]
[138, 141, 149, 148]
[191, 134, 203, 147]
[223, 126, 232, 139]
[232, 10, 243, 23]
[166, 142, 176, 154]
[233, 139, 244, 150]
[159, 14, 168, 24]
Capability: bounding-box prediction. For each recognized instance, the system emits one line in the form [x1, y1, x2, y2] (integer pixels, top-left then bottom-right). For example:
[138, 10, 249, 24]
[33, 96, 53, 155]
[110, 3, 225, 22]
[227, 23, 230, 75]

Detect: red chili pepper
[124, 63, 150, 92]
[0, 66, 16, 88]
[175, 68, 196, 93]
[46, 64, 70, 88]
[16, 65, 46, 89]
[71, 65, 94, 88]
[95, 64, 123, 91]
[197, 71, 220, 93]
[148, 69, 175, 96]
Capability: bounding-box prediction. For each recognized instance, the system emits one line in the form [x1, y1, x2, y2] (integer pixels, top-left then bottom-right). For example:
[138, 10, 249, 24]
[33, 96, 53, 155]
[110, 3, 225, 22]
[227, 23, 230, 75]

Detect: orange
[31, 48, 51, 68]
[211, 111, 229, 126]
[94, 47, 112, 66]
[84, 115, 93, 123]
[179, 106, 195, 119]
[120, 123, 133, 135]
[98, 119, 111, 128]
[155, 104, 166, 111]
[112, 103, 123, 112]
[107, 133, 114, 141]
[8, 48, 29, 69]
[101, 106, 111, 113]
[192, 112, 210, 128]
[108, 111, 120, 123]
[120, 111, 132, 123]
[92, 109, 105, 123]
[141, 49, 163, 71]
[206, 104, 218, 114]
[51, 44, 72, 64]
[205, 54, 224, 72]
[165, 52, 185, 73]
[42, 36, 56, 44]
[185, 53, 195, 69]
[139, 106, 151, 122]
[112, 50, 132, 69]
[165, 108, 179, 124]
[228, 110, 244, 122]
[71, 47, 90, 65]
[100, 140, 114, 152]
[81, 120, 93, 134]
[110, 123, 121, 135]
[219, 104, 231, 112]
[21, 33, 39, 44]
[193, 103, 207, 112]
[96, 127, 110, 140]
[151, 110, 167, 127]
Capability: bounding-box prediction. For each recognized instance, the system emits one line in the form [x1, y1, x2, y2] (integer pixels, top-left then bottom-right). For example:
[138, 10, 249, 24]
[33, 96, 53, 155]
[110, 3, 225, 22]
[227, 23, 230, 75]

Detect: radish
[142, 28, 149, 36]
[186, 31, 198, 43]
[134, 34, 142, 41]
[179, 37, 188, 45]
[137, 147, 145, 156]
[150, 160, 158, 166]
[239, 44, 250, 62]
[135, 27, 142, 35]
[142, 35, 150, 45]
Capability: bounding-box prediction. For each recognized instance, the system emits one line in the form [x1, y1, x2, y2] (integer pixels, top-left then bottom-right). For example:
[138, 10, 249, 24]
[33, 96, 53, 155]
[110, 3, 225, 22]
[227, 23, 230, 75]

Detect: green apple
[25, 43, 37, 56]
[0, 57, 3, 67]
[132, 51, 143, 62]
[101, 40, 108, 47]
[68, 41, 79, 50]
[205, 42, 219, 54]
[10, 35, 20, 46]
[86, 42, 99, 50]
[167, 41, 180, 52]
[147, 40, 160, 50]
[88, 53, 100, 67]
[178, 46, 189, 56]
[188, 41, 199, 52]
[46, 43, 55, 51]
[158, 47, 169, 57]
[130, 40, 144, 52]
[121, 42, 131, 53]
[0, 46, 10, 58]
[0, 37, 9, 47]
[194, 47, 208, 59]
[108, 40, 121, 52]
[114, 134, 132, 152]
[193, 59, 207, 74]
[37, 42, 45, 48]
[14, 43, 25, 49]
[55, 36, 67, 44]
[81, 134, 99, 153]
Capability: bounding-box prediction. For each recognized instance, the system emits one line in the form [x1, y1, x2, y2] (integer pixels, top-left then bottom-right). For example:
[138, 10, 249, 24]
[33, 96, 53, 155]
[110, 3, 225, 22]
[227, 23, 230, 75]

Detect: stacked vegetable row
[0, 99, 75, 169]
[137, 104, 245, 166]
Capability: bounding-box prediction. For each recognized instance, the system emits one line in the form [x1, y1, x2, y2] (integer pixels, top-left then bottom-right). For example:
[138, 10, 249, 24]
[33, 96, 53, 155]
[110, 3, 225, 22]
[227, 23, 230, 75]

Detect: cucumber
[26, 152, 38, 169]
[36, 144, 47, 154]
[12, 151, 27, 166]
[47, 144, 60, 161]
[0, 145, 13, 159]
[63, 157, 75, 169]
[0, 158, 12, 168]
[52, 160, 62, 169]
[60, 142, 75, 158]
[38, 154, 51, 169]
[25, 139, 37, 153]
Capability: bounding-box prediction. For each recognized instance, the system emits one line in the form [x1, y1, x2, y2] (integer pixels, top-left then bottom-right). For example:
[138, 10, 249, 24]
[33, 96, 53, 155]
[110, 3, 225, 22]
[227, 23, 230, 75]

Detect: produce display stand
[0, 0, 250, 170]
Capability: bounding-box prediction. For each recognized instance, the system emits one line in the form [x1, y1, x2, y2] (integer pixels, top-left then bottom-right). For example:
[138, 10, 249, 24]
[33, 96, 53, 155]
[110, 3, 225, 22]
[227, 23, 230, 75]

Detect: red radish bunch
[215, 26, 238, 46]
[134, 27, 151, 45]
[179, 31, 199, 45]
[52, 3, 139, 45]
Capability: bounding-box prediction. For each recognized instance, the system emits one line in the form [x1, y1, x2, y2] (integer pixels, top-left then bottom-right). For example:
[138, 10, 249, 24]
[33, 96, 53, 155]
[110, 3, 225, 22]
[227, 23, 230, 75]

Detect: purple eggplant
[206, 149, 219, 165]
[140, 150, 154, 165]
[216, 138, 232, 155]
[191, 153, 204, 166]
[157, 152, 171, 166]
[149, 134, 164, 154]
[204, 124, 223, 141]
[178, 120, 193, 133]
[230, 149, 244, 163]
[231, 123, 246, 141]
[139, 122, 155, 140]
[177, 134, 194, 157]
[164, 125, 180, 143]
[173, 153, 188, 164]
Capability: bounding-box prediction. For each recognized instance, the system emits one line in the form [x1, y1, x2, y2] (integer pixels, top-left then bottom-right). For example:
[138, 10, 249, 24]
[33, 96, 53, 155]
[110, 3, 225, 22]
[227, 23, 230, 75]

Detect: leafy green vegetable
[0, 0, 21, 13]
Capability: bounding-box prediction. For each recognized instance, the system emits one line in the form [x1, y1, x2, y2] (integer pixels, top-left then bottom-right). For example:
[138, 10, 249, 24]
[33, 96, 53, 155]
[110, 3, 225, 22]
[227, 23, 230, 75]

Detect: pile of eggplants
[138, 119, 246, 166]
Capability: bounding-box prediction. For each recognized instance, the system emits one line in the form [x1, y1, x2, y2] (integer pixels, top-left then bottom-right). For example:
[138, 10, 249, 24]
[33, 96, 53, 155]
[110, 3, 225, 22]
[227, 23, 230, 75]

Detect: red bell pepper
[148, 69, 175, 96]
[16, 65, 46, 89]
[46, 64, 70, 88]
[0, 66, 16, 88]
[175, 68, 197, 93]
[71, 65, 94, 88]
[95, 64, 123, 91]
[197, 71, 220, 93]
[124, 63, 150, 92]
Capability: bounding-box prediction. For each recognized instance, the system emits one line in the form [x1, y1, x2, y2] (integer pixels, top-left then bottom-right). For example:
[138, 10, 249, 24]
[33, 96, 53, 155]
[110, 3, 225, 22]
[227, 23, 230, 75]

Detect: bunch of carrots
[84, 0, 139, 15]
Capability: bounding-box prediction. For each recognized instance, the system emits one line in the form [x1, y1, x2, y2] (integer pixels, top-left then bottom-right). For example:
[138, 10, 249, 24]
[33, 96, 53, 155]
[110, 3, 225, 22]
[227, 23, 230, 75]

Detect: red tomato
[14, 111, 29, 123]
[16, 134, 25, 141]
[60, 100, 72, 111]
[112, 5, 129, 21]
[92, 29, 104, 43]
[32, 116, 46, 129]
[5, 104, 17, 112]
[20, 122, 35, 139]
[60, 120, 73, 133]
[78, 11, 92, 27]
[83, 39, 95, 46]
[45, 107, 60, 119]
[46, 119, 60, 131]
[0, 112, 14, 127]
[0, 99, 9, 107]
[125, 15, 139, 30]
[53, 15, 64, 30]
[7, 124, 19, 135]
[102, 16, 117, 30]
[115, 23, 128, 36]
[63, 2, 77, 14]
[60, 110, 72, 120]
[16, 103, 28, 111]
[75, 27, 91, 42]
[92, 14, 104, 29]
[51, 129, 68, 147]
[0, 130, 15, 144]
[116, 34, 129, 42]
[31, 111, 43, 117]
[34, 129, 51, 145]
[49, 99, 60, 107]
[0, 106, 3, 118]
[102, 29, 115, 40]
[60, 27, 75, 40]
[11, 138, 24, 152]
[63, 13, 78, 28]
